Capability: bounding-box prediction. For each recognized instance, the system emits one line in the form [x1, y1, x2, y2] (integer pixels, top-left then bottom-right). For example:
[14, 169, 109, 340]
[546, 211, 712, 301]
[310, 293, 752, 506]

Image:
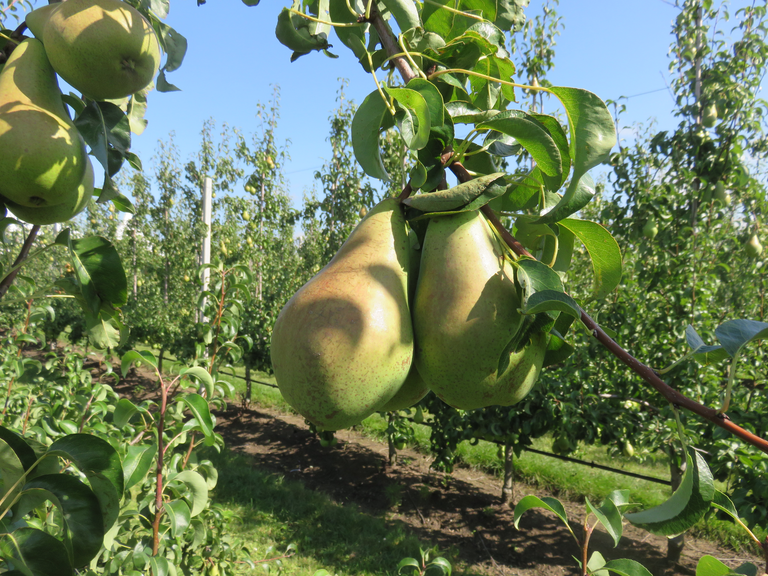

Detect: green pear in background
[0, 38, 88, 209]
[413, 210, 547, 410]
[3, 155, 94, 225]
[26, 0, 161, 100]
[270, 198, 414, 430]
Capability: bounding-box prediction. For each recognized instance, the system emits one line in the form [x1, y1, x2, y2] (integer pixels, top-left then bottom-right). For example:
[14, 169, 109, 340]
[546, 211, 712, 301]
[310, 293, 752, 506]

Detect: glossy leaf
[121, 350, 158, 377]
[113, 398, 140, 429]
[0, 438, 24, 514]
[625, 448, 715, 536]
[535, 173, 595, 224]
[123, 444, 157, 491]
[380, 0, 420, 32]
[478, 112, 562, 178]
[387, 87, 431, 150]
[513, 495, 569, 529]
[23, 474, 104, 566]
[686, 325, 730, 365]
[173, 470, 209, 517]
[714, 319, 768, 357]
[352, 89, 391, 181]
[181, 394, 215, 440]
[0, 528, 73, 576]
[405, 173, 505, 212]
[558, 218, 622, 300]
[164, 499, 191, 537]
[586, 497, 623, 547]
[603, 559, 654, 576]
[47, 435, 124, 531]
[523, 290, 581, 319]
[180, 367, 214, 399]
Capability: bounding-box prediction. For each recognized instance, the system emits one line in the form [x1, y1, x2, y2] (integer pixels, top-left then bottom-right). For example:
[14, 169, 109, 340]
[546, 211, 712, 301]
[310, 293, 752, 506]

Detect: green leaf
[380, 0, 420, 31]
[387, 87, 431, 150]
[587, 551, 608, 576]
[113, 398, 140, 429]
[516, 258, 564, 306]
[398, 558, 421, 573]
[542, 331, 574, 368]
[405, 173, 505, 212]
[714, 319, 768, 357]
[123, 444, 157, 491]
[478, 112, 562, 178]
[587, 497, 623, 547]
[121, 350, 158, 377]
[558, 218, 622, 300]
[513, 495, 569, 529]
[47, 435, 124, 532]
[603, 558, 654, 576]
[172, 470, 209, 518]
[535, 173, 595, 225]
[0, 528, 74, 576]
[685, 325, 730, 365]
[523, 289, 581, 319]
[70, 236, 127, 307]
[180, 366, 214, 399]
[23, 475, 104, 567]
[0, 426, 37, 471]
[545, 87, 615, 217]
[352, 89, 392, 181]
[0, 438, 25, 515]
[181, 394, 215, 440]
[164, 499, 191, 537]
[625, 448, 715, 536]
[275, 3, 329, 60]
[84, 308, 127, 350]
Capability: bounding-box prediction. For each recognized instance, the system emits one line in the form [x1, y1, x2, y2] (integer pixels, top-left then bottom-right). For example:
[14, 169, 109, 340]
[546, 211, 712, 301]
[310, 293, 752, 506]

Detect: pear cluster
[0, 0, 160, 225]
[270, 199, 547, 431]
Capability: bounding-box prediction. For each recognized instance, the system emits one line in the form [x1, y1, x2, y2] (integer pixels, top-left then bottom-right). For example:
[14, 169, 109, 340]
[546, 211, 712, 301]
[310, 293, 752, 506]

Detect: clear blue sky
[34, 1, 744, 205]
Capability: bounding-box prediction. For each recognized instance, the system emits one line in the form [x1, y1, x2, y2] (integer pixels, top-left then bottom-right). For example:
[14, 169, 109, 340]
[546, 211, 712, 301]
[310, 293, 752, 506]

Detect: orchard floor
[107, 360, 762, 576]
[210, 403, 759, 576]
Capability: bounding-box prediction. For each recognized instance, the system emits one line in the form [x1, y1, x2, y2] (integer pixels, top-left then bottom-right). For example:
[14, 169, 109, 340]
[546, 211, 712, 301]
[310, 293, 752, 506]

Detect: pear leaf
[0, 527, 74, 576]
[478, 111, 562, 178]
[714, 319, 768, 357]
[523, 289, 581, 320]
[586, 497, 623, 547]
[514, 495, 569, 529]
[22, 475, 104, 566]
[602, 559, 654, 576]
[352, 89, 392, 181]
[405, 173, 505, 212]
[685, 325, 729, 365]
[121, 349, 158, 377]
[172, 470, 209, 518]
[123, 444, 157, 491]
[164, 500, 191, 537]
[386, 86, 431, 150]
[558, 218, 622, 300]
[624, 448, 715, 536]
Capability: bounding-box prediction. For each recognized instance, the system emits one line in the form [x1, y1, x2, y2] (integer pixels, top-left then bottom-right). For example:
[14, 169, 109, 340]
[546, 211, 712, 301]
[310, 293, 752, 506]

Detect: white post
[200, 177, 213, 324]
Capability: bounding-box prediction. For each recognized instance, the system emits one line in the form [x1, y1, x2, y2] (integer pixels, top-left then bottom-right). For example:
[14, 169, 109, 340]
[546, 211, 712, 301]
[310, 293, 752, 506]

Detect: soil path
[106, 359, 760, 576]
[211, 402, 759, 576]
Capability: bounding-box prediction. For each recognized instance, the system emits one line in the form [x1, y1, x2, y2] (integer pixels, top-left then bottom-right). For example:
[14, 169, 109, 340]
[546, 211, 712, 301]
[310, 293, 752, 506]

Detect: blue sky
[93, 1, 705, 204]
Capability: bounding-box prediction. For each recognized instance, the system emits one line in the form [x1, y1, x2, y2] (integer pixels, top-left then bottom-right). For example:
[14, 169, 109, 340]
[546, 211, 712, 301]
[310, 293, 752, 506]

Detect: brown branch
[0, 225, 40, 300]
[366, 2, 418, 83]
[447, 160, 768, 456]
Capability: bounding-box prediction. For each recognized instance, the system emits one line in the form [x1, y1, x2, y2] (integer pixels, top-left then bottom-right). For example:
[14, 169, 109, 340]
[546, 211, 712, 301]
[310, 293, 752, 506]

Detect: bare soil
[109, 360, 761, 576]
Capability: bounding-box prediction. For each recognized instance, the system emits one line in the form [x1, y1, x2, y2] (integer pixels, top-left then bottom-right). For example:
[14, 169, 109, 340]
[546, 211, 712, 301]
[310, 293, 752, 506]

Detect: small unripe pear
[642, 218, 658, 240]
[622, 440, 635, 458]
[713, 182, 730, 205]
[702, 103, 718, 128]
[745, 234, 763, 258]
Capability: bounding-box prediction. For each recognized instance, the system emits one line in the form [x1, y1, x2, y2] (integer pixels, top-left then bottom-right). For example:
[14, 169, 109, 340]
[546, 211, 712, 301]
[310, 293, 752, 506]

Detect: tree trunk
[158, 346, 165, 377]
[244, 363, 252, 409]
[666, 445, 686, 564]
[501, 440, 515, 507]
[388, 412, 397, 467]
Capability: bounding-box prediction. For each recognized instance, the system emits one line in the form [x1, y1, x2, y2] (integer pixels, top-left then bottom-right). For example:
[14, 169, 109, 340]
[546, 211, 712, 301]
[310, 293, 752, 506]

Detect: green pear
[270, 198, 414, 430]
[713, 181, 730, 205]
[26, 0, 161, 100]
[377, 364, 428, 412]
[745, 234, 763, 258]
[642, 218, 658, 240]
[702, 103, 718, 128]
[0, 38, 88, 208]
[3, 155, 94, 225]
[413, 210, 546, 410]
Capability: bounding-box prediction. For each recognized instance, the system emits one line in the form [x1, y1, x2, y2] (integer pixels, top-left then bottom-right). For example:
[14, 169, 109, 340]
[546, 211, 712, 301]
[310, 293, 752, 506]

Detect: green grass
[209, 451, 468, 576]
[137, 347, 766, 554]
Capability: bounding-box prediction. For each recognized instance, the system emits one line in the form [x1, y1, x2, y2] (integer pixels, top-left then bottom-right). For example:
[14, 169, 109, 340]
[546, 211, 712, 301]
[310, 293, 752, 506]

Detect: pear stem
[446, 160, 768, 456]
[0, 225, 40, 300]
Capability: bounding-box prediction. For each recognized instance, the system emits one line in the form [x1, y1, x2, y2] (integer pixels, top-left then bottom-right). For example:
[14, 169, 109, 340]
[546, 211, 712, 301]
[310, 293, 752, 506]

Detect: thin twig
[0, 225, 40, 300]
[447, 160, 768, 456]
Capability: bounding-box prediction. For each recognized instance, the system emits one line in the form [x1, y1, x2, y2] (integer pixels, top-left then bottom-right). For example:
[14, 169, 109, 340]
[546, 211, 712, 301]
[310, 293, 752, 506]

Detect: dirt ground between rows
[105, 358, 762, 576]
